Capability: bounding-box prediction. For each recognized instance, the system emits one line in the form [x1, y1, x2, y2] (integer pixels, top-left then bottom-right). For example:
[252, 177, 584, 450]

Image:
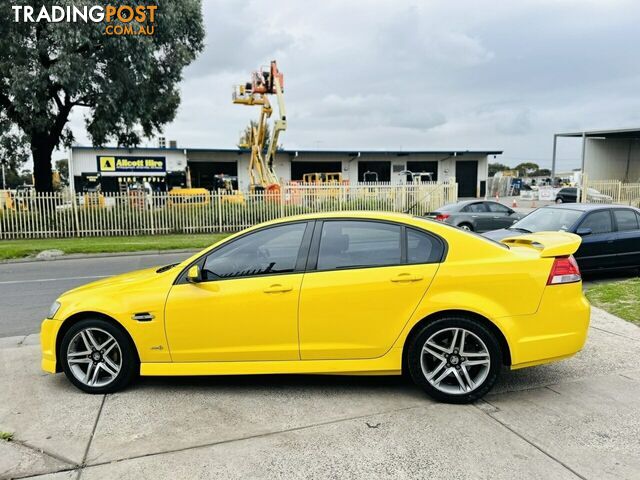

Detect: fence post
[280, 186, 285, 218]
[217, 192, 223, 233]
[617, 181, 622, 204]
[71, 192, 80, 237]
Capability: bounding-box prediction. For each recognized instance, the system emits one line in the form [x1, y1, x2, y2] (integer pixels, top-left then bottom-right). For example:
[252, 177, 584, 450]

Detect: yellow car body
[41, 211, 590, 398]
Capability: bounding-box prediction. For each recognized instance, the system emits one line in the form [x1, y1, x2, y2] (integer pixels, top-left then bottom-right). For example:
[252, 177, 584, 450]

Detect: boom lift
[233, 61, 286, 193]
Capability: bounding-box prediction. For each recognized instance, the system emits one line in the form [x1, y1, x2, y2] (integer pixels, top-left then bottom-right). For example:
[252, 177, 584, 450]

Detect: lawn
[586, 278, 640, 325]
[0, 233, 230, 261]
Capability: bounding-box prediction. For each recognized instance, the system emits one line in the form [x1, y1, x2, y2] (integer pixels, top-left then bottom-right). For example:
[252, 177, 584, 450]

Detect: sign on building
[97, 155, 166, 173]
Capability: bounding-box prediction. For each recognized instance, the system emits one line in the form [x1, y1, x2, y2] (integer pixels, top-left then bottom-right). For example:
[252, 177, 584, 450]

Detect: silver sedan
[424, 200, 525, 232]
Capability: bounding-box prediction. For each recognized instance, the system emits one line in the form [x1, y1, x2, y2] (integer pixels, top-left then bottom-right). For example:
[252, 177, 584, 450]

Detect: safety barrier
[0, 182, 458, 239]
[581, 177, 640, 206]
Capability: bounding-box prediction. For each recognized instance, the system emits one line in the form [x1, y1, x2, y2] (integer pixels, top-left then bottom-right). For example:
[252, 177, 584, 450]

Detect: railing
[0, 182, 458, 239]
[581, 177, 640, 206]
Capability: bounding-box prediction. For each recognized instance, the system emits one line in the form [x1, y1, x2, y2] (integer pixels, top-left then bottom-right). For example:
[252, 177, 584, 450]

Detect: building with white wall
[551, 128, 640, 182]
[69, 146, 502, 197]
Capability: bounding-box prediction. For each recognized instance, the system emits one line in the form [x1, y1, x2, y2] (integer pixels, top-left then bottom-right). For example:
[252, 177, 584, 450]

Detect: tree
[514, 162, 540, 177]
[488, 162, 510, 177]
[531, 168, 551, 177]
[0, 1, 204, 191]
[0, 114, 29, 189]
[238, 120, 271, 151]
[55, 158, 69, 186]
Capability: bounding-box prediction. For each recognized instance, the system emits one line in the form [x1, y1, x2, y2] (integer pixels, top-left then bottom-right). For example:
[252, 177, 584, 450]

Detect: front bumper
[41, 318, 63, 373]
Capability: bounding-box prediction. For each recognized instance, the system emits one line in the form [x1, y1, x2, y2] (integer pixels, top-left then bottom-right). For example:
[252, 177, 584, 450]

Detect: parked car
[483, 204, 640, 272]
[42, 211, 590, 404]
[555, 187, 613, 204]
[424, 200, 525, 232]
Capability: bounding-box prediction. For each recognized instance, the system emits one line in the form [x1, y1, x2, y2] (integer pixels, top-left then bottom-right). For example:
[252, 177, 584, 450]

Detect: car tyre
[60, 318, 138, 394]
[406, 317, 501, 404]
[458, 223, 473, 232]
[555, 197, 563, 204]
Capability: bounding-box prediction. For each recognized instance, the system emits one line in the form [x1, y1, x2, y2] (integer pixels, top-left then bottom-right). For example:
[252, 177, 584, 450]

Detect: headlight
[48, 301, 61, 319]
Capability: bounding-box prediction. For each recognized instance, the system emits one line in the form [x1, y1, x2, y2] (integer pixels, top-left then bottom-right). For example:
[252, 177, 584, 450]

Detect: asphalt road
[0, 252, 193, 337]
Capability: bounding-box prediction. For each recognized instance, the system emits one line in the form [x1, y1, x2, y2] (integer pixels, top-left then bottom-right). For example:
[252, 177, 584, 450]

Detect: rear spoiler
[500, 231, 582, 258]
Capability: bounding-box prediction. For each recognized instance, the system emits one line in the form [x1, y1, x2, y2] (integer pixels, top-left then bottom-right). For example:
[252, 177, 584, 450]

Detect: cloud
[62, 0, 640, 170]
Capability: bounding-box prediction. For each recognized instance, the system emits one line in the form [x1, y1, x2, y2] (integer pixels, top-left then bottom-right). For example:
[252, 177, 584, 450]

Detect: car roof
[258, 210, 416, 224]
[541, 203, 639, 212]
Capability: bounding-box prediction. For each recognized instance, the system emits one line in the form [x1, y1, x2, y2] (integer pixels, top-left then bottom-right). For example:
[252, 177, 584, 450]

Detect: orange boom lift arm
[233, 61, 286, 193]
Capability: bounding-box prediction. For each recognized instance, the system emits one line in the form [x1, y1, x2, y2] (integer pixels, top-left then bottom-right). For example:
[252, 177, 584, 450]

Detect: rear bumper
[500, 282, 590, 369]
[41, 318, 62, 374]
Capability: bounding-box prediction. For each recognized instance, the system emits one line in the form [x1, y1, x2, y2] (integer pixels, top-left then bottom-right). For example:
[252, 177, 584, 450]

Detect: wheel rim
[420, 327, 490, 395]
[66, 328, 122, 387]
[460, 224, 471, 231]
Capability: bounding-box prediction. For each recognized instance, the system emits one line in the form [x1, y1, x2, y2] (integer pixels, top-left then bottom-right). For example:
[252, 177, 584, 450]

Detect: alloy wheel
[420, 327, 490, 395]
[66, 327, 122, 387]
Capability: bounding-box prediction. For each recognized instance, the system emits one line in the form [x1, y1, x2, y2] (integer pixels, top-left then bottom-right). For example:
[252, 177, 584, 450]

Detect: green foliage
[531, 168, 551, 177]
[488, 163, 511, 177]
[0, 1, 205, 191]
[586, 278, 640, 325]
[55, 158, 69, 185]
[514, 162, 540, 176]
[0, 431, 13, 442]
[0, 233, 228, 260]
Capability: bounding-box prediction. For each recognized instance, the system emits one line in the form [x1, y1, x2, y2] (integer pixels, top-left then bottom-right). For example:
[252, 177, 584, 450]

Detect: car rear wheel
[60, 319, 138, 394]
[458, 223, 473, 231]
[407, 317, 501, 403]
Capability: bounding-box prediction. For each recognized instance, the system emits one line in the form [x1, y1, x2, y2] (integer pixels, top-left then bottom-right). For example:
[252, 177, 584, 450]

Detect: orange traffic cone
[512, 199, 518, 208]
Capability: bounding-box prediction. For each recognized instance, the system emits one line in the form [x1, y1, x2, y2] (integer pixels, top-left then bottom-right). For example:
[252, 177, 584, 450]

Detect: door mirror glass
[186, 265, 202, 283]
[576, 227, 592, 237]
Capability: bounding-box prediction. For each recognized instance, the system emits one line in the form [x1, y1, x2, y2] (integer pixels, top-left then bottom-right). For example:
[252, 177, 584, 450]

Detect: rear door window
[579, 210, 613, 234]
[486, 202, 510, 214]
[614, 209, 640, 231]
[317, 221, 401, 270]
[462, 203, 488, 213]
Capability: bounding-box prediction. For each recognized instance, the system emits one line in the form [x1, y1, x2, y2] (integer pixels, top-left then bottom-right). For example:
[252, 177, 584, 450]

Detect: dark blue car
[483, 204, 640, 272]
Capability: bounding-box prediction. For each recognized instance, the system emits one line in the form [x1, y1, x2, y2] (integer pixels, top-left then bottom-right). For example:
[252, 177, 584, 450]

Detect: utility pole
[1, 161, 6, 190]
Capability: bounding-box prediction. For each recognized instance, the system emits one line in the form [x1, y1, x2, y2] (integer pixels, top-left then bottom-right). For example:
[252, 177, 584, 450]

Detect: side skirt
[140, 347, 403, 377]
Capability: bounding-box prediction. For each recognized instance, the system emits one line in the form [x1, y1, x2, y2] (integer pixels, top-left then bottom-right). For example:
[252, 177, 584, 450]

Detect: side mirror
[576, 227, 592, 237]
[186, 265, 202, 283]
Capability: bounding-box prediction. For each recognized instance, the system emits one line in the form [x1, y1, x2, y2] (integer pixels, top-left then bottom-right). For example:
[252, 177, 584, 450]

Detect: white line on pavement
[0, 275, 109, 285]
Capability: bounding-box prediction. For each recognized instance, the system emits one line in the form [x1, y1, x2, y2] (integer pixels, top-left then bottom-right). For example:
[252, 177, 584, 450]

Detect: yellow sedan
[41, 211, 590, 403]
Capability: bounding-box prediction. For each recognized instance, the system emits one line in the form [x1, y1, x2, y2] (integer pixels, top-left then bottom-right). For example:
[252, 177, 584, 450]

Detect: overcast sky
[67, 0, 640, 170]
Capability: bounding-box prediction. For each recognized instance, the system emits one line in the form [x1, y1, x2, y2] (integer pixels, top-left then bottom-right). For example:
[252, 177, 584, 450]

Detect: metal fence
[581, 177, 640, 206]
[0, 182, 457, 239]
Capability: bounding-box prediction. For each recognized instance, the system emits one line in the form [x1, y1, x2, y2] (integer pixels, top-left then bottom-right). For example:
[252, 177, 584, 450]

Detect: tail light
[435, 213, 450, 221]
[547, 255, 581, 285]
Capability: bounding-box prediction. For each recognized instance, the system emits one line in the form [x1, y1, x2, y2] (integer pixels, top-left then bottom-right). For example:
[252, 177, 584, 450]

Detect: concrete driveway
[0, 308, 639, 480]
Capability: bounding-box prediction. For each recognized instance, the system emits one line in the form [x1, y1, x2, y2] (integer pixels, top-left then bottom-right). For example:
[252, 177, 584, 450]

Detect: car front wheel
[555, 197, 563, 203]
[60, 319, 138, 394]
[407, 317, 501, 403]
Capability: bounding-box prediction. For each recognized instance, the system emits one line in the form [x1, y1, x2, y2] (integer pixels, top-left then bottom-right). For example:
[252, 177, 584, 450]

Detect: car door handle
[263, 284, 293, 293]
[390, 274, 423, 283]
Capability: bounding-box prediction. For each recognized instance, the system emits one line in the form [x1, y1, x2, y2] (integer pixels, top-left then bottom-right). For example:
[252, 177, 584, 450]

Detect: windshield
[511, 207, 582, 232]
